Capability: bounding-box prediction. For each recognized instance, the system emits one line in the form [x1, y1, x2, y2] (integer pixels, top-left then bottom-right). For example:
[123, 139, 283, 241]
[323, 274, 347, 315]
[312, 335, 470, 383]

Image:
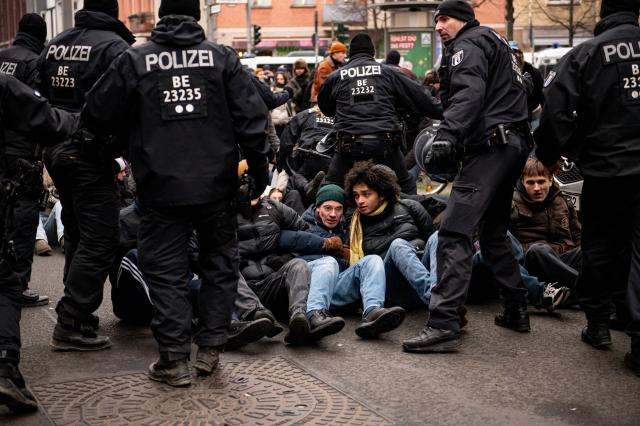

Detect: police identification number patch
[158, 73, 207, 121]
[618, 62, 640, 104]
[543, 70, 557, 88]
[451, 50, 464, 67]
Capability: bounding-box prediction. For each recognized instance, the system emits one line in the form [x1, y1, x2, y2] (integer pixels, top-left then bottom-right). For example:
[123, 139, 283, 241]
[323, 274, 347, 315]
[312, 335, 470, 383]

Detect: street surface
[2, 250, 639, 425]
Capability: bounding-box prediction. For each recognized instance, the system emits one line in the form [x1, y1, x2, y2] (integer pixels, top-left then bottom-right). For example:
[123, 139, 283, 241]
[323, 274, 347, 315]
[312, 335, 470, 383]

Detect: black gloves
[283, 85, 294, 99]
[425, 140, 459, 181]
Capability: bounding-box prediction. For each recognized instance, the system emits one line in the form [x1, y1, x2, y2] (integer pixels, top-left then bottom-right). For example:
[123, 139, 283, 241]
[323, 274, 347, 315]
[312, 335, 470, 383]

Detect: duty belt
[336, 132, 401, 154]
[487, 122, 533, 148]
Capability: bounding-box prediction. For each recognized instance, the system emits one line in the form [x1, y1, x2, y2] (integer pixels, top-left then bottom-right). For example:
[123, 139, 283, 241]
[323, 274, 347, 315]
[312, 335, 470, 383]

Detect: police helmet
[413, 120, 455, 183]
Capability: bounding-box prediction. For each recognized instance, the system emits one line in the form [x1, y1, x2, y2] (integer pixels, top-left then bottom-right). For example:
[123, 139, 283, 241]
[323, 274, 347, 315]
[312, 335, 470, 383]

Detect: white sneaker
[542, 283, 571, 312]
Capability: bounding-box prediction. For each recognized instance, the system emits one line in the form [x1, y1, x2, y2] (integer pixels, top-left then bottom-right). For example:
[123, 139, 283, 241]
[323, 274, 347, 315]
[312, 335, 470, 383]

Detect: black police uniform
[81, 15, 269, 355]
[0, 31, 46, 301]
[37, 9, 135, 335]
[426, 21, 531, 333]
[535, 12, 640, 344]
[278, 108, 334, 179]
[317, 53, 441, 193]
[0, 74, 76, 408]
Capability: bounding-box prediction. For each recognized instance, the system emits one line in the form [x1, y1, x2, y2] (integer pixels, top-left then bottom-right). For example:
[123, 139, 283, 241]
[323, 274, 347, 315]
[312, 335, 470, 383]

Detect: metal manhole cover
[33, 356, 391, 425]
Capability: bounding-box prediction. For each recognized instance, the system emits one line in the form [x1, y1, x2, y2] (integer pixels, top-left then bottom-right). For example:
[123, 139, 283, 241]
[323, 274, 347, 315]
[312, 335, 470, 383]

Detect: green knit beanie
[316, 184, 345, 207]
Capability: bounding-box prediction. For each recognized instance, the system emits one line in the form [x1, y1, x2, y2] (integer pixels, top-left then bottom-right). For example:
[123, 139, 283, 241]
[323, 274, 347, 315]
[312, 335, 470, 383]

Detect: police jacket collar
[594, 12, 639, 36]
[151, 15, 205, 46]
[12, 32, 44, 55]
[74, 9, 136, 45]
[444, 19, 479, 46]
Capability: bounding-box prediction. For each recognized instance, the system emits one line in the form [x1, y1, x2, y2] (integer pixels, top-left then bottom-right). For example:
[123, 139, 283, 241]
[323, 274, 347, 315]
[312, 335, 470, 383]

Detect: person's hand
[426, 140, 456, 167]
[322, 236, 343, 252]
[283, 85, 294, 98]
[336, 246, 351, 260]
[544, 161, 561, 177]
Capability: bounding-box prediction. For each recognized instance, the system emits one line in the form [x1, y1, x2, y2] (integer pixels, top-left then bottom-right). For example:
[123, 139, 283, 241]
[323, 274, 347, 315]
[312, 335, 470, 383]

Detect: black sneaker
[355, 306, 406, 339]
[402, 326, 461, 353]
[581, 323, 612, 349]
[0, 362, 38, 413]
[20, 289, 49, 307]
[542, 283, 571, 313]
[284, 312, 310, 345]
[307, 309, 345, 342]
[148, 354, 191, 387]
[226, 318, 272, 350]
[193, 347, 220, 376]
[254, 309, 284, 338]
[495, 304, 531, 332]
[50, 320, 111, 352]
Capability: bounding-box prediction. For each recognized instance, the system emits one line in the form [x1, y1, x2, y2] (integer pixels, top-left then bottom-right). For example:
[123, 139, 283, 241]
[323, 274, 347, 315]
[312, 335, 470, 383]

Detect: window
[292, 0, 315, 6]
[253, 0, 272, 7]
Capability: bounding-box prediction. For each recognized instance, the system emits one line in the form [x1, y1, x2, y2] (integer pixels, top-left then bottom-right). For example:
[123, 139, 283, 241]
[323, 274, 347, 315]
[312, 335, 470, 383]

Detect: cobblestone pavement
[2, 251, 639, 425]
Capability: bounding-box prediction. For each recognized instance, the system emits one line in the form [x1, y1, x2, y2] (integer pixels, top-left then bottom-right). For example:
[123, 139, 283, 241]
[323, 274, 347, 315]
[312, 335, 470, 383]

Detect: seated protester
[109, 200, 275, 349]
[235, 193, 319, 345]
[279, 185, 406, 339]
[343, 161, 434, 310]
[511, 158, 581, 295]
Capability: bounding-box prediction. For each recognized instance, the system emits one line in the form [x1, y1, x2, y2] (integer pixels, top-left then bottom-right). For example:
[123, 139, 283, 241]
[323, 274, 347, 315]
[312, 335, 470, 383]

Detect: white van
[240, 55, 325, 73]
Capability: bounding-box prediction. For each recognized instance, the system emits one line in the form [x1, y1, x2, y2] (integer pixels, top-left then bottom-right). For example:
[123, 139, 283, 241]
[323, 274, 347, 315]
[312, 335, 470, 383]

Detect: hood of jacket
[594, 11, 639, 36]
[151, 15, 205, 46]
[74, 9, 136, 45]
[12, 32, 44, 55]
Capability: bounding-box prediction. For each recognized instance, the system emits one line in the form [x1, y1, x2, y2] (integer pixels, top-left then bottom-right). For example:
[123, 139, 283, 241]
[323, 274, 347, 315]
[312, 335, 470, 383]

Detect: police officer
[317, 33, 441, 194]
[38, 0, 135, 351]
[0, 14, 50, 307]
[402, 0, 532, 353]
[534, 0, 640, 377]
[0, 74, 77, 413]
[80, 0, 270, 386]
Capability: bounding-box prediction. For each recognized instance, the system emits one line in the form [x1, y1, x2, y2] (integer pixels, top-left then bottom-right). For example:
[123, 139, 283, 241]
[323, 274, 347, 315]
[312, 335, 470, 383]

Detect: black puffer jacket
[359, 199, 433, 256]
[237, 199, 308, 281]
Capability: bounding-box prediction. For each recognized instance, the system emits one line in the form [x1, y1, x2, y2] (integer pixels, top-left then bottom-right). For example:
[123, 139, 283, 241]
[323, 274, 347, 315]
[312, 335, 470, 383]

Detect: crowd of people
[0, 0, 638, 415]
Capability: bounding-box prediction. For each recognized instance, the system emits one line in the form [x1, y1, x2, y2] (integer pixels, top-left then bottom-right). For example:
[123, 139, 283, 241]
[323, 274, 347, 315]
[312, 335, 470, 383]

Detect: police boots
[0, 351, 37, 413]
[148, 352, 191, 387]
[50, 314, 111, 351]
[581, 322, 612, 349]
[624, 337, 640, 377]
[494, 304, 531, 333]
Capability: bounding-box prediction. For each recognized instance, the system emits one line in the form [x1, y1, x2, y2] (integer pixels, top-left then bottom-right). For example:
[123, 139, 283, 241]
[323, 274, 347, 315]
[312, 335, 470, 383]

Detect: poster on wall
[388, 30, 433, 79]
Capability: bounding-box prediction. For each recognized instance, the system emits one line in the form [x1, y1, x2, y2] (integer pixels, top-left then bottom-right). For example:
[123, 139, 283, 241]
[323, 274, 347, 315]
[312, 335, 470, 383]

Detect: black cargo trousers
[0, 261, 22, 357]
[578, 176, 640, 339]
[138, 204, 239, 355]
[5, 155, 43, 292]
[427, 132, 530, 332]
[44, 142, 119, 326]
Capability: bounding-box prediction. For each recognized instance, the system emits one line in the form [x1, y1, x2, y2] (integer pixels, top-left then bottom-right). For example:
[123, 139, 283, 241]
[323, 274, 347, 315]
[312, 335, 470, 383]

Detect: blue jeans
[384, 238, 437, 309]
[307, 255, 386, 316]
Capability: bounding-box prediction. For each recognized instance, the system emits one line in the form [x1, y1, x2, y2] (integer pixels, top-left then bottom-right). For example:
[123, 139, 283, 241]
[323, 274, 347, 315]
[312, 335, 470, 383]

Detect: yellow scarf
[349, 201, 389, 266]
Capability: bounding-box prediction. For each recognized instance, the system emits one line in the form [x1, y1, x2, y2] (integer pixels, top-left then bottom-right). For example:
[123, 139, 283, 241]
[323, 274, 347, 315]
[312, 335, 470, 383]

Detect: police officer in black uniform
[0, 14, 50, 307]
[403, 0, 532, 353]
[81, 0, 270, 386]
[38, 0, 135, 352]
[317, 33, 441, 194]
[0, 74, 77, 413]
[535, 0, 640, 377]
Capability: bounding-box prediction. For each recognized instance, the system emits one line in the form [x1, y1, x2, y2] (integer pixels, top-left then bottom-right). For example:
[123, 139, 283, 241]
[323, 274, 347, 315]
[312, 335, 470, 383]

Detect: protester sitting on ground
[278, 184, 407, 339]
[236, 189, 343, 345]
[35, 169, 62, 256]
[511, 158, 581, 296]
[343, 161, 435, 310]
